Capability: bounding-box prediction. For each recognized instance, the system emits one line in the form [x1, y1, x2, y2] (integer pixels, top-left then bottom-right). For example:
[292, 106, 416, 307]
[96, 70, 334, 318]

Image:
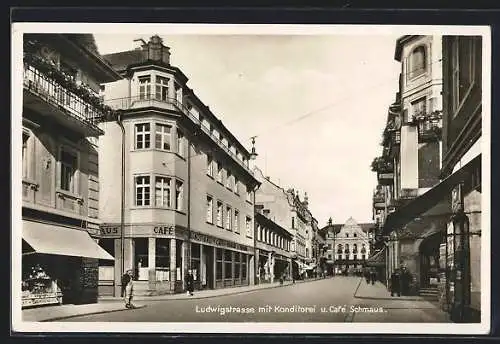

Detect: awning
[365, 247, 386, 267]
[383, 154, 480, 236]
[23, 221, 115, 260]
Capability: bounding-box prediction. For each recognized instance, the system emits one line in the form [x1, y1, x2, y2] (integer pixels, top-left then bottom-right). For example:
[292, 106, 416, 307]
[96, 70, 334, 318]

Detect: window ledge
[216, 225, 224, 229]
[56, 189, 83, 204]
[207, 173, 214, 180]
[206, 221, 214, 225]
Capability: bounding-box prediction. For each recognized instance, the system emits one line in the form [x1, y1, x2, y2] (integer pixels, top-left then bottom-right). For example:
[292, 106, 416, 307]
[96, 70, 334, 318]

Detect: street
[60, 277, 450, 323]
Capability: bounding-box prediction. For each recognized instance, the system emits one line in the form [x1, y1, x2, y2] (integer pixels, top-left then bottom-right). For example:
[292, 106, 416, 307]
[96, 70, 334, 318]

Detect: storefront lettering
[154, 225, 175, 236]
[100, 226, 119, 236]
[191, 232, 248, 252]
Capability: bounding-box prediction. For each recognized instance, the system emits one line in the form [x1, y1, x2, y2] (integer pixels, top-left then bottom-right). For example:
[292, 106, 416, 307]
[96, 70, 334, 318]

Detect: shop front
[22, 220, 114, 309]
[98, 223, 253, 296]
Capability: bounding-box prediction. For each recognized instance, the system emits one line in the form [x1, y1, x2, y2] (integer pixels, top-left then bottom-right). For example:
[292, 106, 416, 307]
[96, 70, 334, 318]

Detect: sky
[94, 31, 401, 227]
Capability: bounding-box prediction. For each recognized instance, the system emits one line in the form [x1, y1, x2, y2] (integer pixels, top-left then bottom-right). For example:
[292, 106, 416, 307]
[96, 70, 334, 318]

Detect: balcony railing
[22, 53, 111, 136]
[104, 95, 253, 176]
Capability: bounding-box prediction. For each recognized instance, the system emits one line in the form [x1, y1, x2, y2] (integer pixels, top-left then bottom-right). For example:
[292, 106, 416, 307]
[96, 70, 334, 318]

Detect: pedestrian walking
[186, 270, 194, 296]
[390, 269, 401, 297]
[400, 266, 410, 295]
[370, 268, 377, 285]
[122, 269, 135, 309]
[364, 267, 370, 284]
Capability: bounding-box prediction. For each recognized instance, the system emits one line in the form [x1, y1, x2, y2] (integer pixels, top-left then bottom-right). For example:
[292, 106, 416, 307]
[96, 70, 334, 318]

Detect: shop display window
[22, 263, 62, 308]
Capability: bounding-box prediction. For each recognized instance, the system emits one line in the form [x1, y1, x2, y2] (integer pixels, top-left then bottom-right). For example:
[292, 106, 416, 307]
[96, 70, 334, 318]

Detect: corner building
[98, 36, 260, 296]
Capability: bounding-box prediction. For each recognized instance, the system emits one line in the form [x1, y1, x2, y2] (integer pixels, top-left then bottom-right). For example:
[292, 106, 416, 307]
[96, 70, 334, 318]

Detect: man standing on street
[390, 269, 401, 297]
[186, 270, 194, 296]
[122, 269, 135, 309]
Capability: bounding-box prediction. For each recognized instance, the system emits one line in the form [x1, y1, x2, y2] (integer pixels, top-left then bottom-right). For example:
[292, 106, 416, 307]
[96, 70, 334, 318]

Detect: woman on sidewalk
[122, 270, 136, 309]
[186, 270, 194, 296]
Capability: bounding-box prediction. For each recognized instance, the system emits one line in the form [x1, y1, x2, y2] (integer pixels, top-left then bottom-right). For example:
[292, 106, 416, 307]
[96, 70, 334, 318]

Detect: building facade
[370, 35, 482, 323]
[371, 35, 445, 294]
[322, 218, 372, 275]
[21, 34, 120, 308]
[97, 35, 260, 296]
[440, 35, 482, 322]
[255, 206, 293, 283]
[253, 167, 317, 280]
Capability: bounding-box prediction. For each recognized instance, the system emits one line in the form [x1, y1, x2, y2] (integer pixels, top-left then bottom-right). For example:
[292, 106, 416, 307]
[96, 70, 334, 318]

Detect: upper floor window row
[134, 122, 185, 157]
[408, 45, 427, 80]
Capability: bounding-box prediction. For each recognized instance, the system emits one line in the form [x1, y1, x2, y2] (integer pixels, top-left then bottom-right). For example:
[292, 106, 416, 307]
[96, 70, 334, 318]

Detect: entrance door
[204, 246, 214, 289]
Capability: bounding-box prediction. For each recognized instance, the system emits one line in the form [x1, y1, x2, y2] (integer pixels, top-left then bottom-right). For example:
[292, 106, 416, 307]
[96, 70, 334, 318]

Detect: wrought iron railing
[104, 94, 254, 176]
[23, 64, 103, 129]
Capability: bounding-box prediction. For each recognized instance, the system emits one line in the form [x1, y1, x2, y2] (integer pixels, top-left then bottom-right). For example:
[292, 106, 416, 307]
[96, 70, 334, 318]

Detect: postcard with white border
[11, 22, 491, 335]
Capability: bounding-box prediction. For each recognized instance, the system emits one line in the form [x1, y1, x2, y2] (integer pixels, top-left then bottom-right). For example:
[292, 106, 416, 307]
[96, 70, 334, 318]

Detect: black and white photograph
[11, 23, 490, 334]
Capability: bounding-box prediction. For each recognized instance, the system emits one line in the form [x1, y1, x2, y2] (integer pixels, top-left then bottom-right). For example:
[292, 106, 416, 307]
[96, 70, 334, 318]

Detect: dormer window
[409, 45, 426, 79]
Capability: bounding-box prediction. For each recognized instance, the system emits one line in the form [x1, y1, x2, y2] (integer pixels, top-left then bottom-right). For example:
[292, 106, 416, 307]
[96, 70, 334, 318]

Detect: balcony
[104, 95, 254, 177]
[417, 113, 442, 143]
[23, 54, 106, 137]
[373, 191, 386, 210]
[377, 171, 394, 185]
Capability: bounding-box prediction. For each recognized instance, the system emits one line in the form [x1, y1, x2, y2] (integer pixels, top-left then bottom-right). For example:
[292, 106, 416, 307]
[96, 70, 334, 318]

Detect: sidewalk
[354, 278, 426, 302]
[353, 278, 451, 323]
[23, 277, 324, 322]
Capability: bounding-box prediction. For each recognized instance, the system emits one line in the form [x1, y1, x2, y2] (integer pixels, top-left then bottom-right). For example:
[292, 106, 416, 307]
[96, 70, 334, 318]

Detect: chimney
[249, 136, 258, 170]
[141, 35, 171, 65]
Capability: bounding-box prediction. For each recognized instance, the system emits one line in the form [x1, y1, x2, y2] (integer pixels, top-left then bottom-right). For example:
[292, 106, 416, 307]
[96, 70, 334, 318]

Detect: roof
[394, 35, 421, 61]
[103, 50, 144, 72]
[320, 219, 375, 235]
[64, 34, 100, 55]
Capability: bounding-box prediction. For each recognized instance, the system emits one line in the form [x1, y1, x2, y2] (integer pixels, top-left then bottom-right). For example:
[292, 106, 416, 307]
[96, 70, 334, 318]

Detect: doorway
[203, 246, 214, 289]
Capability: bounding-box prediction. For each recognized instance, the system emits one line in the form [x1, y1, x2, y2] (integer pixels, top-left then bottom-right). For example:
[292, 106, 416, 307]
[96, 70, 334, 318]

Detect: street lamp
[449, 183, 471, 323]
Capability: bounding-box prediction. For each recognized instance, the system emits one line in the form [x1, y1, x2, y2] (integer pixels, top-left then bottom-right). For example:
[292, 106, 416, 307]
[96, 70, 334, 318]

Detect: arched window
[409, 45, 426, 79]
[345, 244, 350, 253]
[337, 244, 343, 253]
[353, 243, 358, 253]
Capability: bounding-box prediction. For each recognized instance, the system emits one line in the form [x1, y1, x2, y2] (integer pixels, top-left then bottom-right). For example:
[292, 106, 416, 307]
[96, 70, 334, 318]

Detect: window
[292, 217, 295, 229]
[224, 250, 232, 279]
[155, 177, 171, 208]
[409, 45, 426, 79]
[327, 254, 332, 260]
[233, 177, 239, 194]
[234, 210, 240, 233]
[451, 37, 476, 112]
[155, 124, 172, 150]
[155, 75, 169, 101]
[245, 216, 252, 237]
[22, 131, 29, 178]
[135, 123, 151, 149]
[226, 170, 233, 189]
[225, 206, 232, 230]
[346, 233, 349, 238]
[353, 255, 357, 261]
[353, 244, 358, 253]
[207, 154, 214, 177]
[138, 75, 151, 100]
[353, 233, 357, 238]
[362, 255, 366, 260]
[345, 244, 350, 252]
[246, 188, 252, 203]
[176, 128, 184, 156]
[60, 149, 78, 193]
[216, 248, 223, 280]
[412, 98, 426, 117]
[206, 196, 213, 223]
[175, 180, 183, 211]
[216, 162, 223, 183]
[135, 176, 150, 206]
[216, 201, 223, 227]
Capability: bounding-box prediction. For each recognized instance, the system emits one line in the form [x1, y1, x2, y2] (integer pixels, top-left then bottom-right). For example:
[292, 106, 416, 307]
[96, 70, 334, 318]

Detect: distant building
[98, 35, 260, 296]
[253, 167, 317, 280]
[321, 217, 373, 275]
[21, 34, 121, 308]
